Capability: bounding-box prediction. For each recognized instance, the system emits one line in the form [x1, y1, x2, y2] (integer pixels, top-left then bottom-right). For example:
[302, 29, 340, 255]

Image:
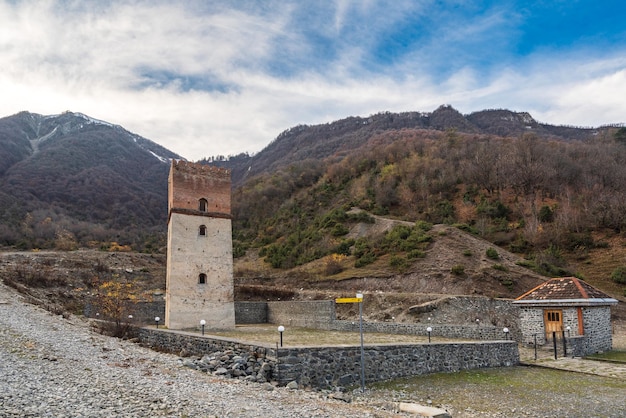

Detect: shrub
[91, 276, 140, 338]
[408, 249, 426, 259]
[232, 240, 247, 258]
[347, 211, 375, 224]
[451, 264, 465, 276]
[538, 205, 554, 223]
[562, 232, 595, 251]
[453, 223, 479, 235]
[431, 200, 456, 223]
[335, 239, 354, 256]
[354, 238, 376, 267]
[324, 254, 345, 276]
[486, 247, 499, 260]
[610, 266, 626, 285]
[331, 224, 349, 236]
[389, 255, 408, 270]
[493, 264, 508, 272]
[414, 220, 433, 232]
[499, 278, 514, 290]
[382, 224, 432, 252]
[477, 200, 510, 219]
[355, 252, 376, 268]
[463, 249, 472, 257]
[3, 264, 66, 288]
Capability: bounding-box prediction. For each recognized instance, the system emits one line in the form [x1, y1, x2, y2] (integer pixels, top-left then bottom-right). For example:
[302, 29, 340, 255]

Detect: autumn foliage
[91, 275, 140, 337]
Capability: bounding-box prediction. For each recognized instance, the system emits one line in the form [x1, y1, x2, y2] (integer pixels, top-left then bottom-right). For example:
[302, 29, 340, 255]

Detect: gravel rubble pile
[0, 284, 399, 418]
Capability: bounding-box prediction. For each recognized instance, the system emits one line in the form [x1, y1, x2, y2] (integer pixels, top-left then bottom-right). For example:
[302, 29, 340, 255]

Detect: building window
[198, 273, 207, 284]
[546, 311, 560, 322]
[199, 198, 208, 212]
[199, 225, 207, 236]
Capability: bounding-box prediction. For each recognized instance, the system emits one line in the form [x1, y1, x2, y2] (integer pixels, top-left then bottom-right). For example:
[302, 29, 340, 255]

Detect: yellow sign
[335, 297, 363, 304]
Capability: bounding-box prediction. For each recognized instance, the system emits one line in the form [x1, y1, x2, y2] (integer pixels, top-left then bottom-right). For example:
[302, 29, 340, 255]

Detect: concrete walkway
[519, 347, 626, 380]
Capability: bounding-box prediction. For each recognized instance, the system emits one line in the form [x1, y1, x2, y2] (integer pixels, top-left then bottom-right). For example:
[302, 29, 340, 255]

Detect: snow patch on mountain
[70, 112, 117, 128]
[148, 150, 169, 163]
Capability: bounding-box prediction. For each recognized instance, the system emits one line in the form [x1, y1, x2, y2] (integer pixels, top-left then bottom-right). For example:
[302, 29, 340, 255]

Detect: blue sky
[1, 0, 625, 160]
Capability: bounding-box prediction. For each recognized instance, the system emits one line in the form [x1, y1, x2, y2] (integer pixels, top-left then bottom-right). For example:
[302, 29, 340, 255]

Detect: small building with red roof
[513, 277, 618, 355]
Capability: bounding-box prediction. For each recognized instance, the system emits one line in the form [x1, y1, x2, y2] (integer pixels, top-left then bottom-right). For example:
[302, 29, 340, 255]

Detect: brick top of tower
[168, 160, 231, 217]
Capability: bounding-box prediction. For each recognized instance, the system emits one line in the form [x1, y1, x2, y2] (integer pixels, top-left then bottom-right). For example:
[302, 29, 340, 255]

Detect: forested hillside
[2, 107, 626, 300]
[0, 111, 180, 251]
[231, 125, 626, 295]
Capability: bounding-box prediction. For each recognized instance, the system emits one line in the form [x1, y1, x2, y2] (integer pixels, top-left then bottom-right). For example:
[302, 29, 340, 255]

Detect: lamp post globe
[155, 316, 160, 329]
[200, 319, 206, 336]
[277, 325, 285, 347]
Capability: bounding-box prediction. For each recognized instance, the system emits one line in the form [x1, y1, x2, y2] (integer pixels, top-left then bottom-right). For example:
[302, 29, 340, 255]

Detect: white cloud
[1, 0, 625, 161]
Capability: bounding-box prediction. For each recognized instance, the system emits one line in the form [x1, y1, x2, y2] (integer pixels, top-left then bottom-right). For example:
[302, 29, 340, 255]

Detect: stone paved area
[520, 346, 626, 380]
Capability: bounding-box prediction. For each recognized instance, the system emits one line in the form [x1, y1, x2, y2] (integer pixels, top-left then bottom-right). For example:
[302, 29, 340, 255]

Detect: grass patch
[369, 367, 626, 416]
[585, 350, 626, 363]
[198, 325, 462, 346]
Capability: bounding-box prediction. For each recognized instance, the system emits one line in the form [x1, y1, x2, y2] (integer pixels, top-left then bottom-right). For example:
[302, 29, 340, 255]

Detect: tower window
[199, 198, 208, 212]
[198, 273, 207, 284]
[199, 225, 207, 236]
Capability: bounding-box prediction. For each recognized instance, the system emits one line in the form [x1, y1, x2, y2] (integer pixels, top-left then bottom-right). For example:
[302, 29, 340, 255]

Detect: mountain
[209, 105, 606, 186]
[0, 111, 181, 251]
[1, 107, 625, 310]
[1, 106, 624, 261]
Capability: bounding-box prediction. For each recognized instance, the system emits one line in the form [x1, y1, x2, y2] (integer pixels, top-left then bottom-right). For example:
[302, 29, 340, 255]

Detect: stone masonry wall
[166, 214, 235, 330]
[136, 327, 518, 389]
[236, 300, 516, 341]
[582, 306, 613, 353]
[518, 306, 581, 345]
[327, 320, 517, 341]
[235, 301, 268, 324]
[517, 306, 545, 345]
[166, 160, 234, 330]
[137, 328, 276, 383]
[277, 341, 519, 388]
[517, 305, 613, 355]
[267, 300, 336, 328]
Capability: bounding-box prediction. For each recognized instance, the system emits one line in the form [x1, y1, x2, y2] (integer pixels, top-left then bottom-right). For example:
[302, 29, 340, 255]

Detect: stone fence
[86, 299, 518, 341]
[327, 320, 518, 341]
[137, 327, 519, 389]
[235, 300, 519, 341]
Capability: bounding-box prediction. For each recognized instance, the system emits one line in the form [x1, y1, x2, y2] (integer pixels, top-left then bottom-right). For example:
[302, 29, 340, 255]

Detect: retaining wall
[136, 327, 518, 389]
[235, 301, 268, 324]
[138, 327, 273, 358]
[277, 341, 519, 388]
[267, 300, 336, 328]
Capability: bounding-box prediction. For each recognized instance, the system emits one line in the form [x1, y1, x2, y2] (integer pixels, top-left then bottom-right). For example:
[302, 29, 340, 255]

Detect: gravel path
[0, 283, 399, 418]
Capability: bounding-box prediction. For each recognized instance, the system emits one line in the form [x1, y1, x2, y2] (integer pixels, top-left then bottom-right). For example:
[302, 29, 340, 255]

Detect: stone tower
[165, 160, 235, 330]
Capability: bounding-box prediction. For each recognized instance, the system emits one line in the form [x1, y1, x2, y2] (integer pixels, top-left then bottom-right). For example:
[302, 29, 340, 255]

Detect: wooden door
[544, 309, 563, 341]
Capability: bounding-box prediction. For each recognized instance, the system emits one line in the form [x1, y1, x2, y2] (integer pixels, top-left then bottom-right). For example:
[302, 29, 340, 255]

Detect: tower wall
[168, 160, 231, 215]
[165, 160, 235, 330]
